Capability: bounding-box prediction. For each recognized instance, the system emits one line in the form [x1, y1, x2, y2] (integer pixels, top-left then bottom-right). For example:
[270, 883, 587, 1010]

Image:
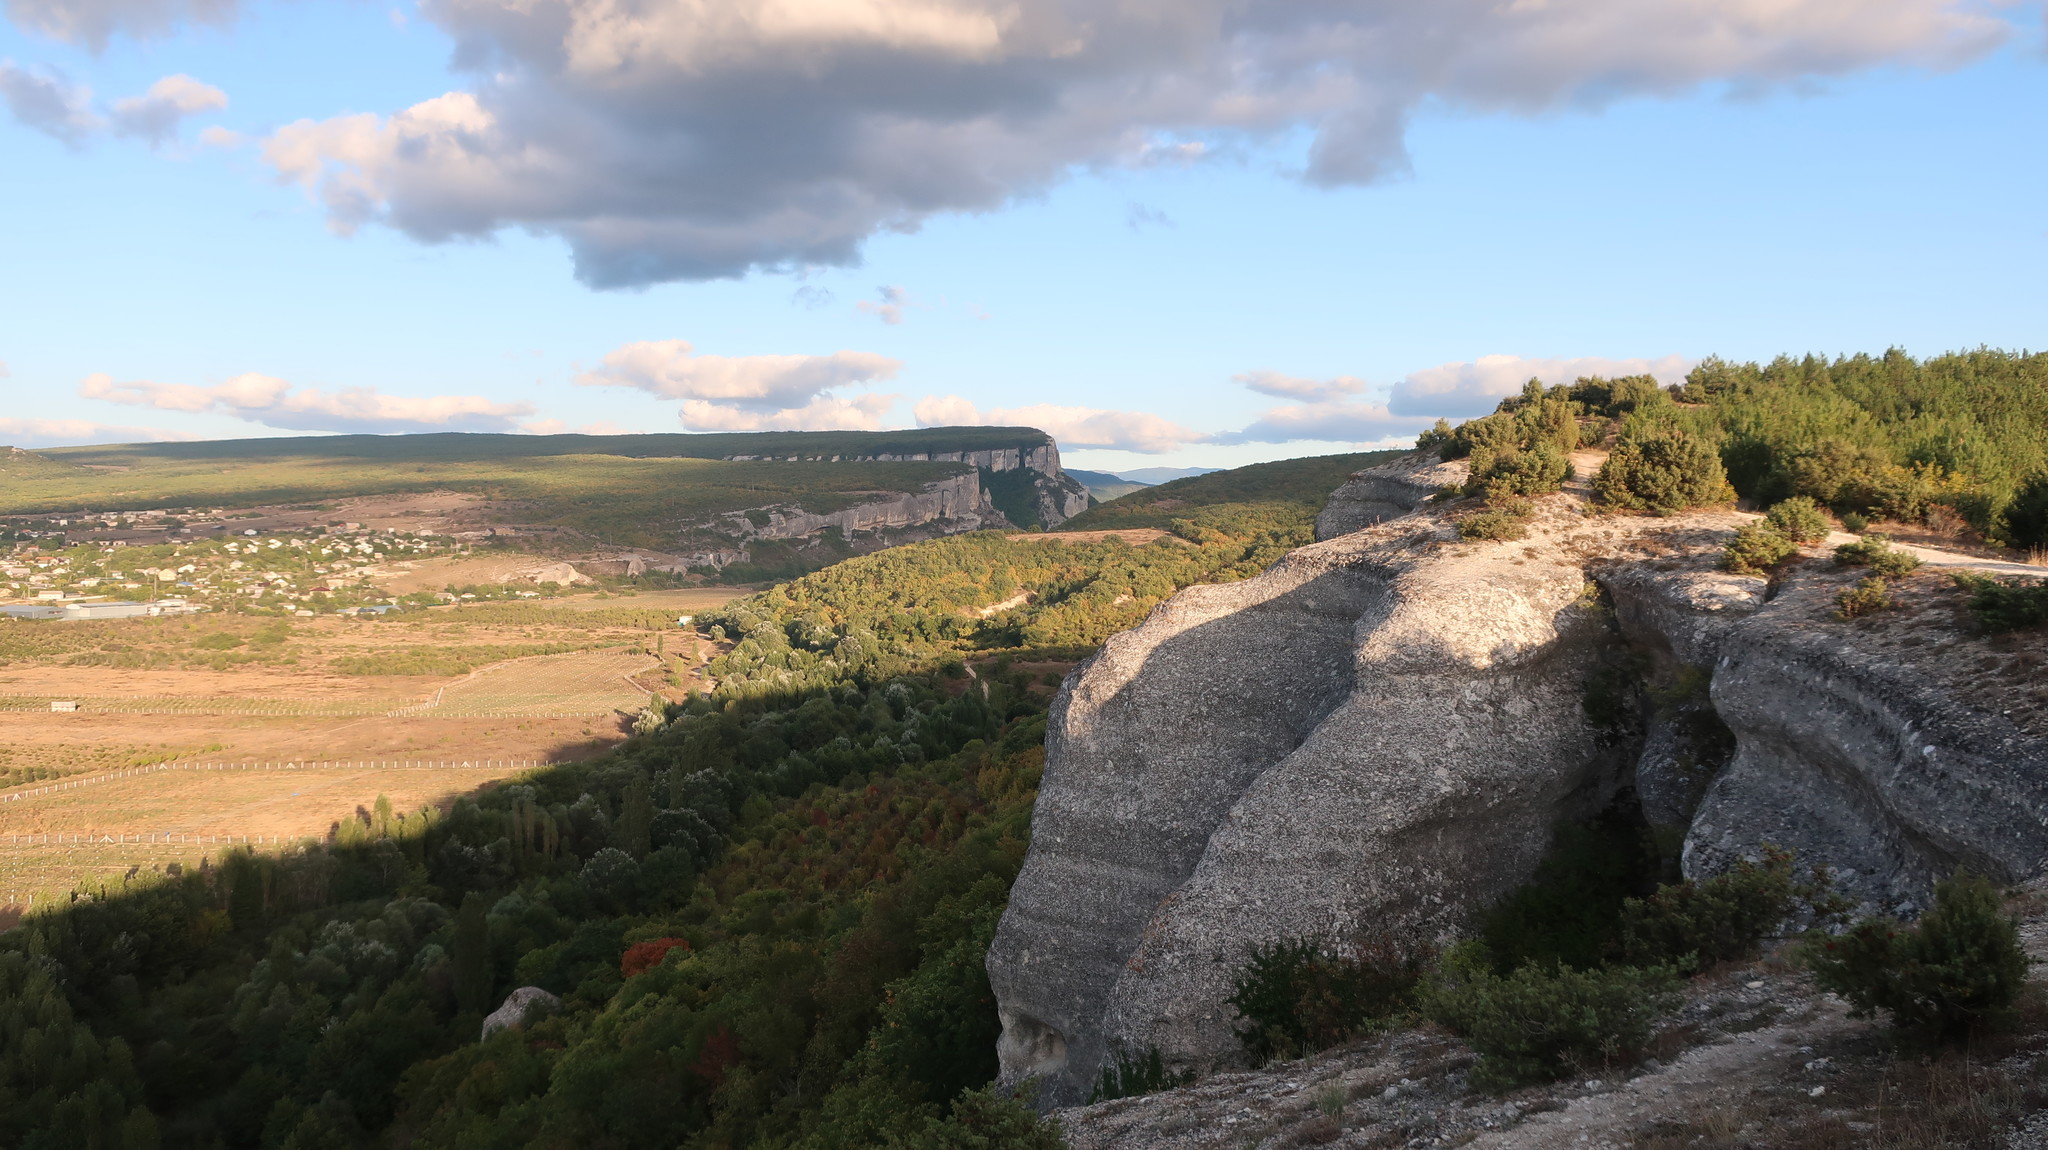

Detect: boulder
[481, 986, 560, 1040]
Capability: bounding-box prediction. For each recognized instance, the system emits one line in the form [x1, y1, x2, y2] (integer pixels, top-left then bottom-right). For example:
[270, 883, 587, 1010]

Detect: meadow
[0, 596, 730, 914]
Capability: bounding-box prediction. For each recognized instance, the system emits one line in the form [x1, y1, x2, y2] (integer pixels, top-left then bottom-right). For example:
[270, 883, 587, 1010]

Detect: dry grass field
[0, 594, 737, 915]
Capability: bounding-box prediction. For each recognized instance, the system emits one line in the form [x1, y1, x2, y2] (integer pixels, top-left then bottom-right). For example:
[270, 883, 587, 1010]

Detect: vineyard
[0, 760, 541, 911]
[411, 647, 661, 716]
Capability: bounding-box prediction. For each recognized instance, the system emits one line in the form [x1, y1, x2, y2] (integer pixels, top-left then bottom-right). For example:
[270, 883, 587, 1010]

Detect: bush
[1951, 573, 2048, 633]
[1833, 534, 1920, 577]
[1764, 496, 1832, 543]
[1424, 947, 1681, 1090]
[1594, 426, 1734, 515]
[1721, 524, 1798, 575]
[1803, 872, 2027, 1040]
[1470, 442, 1570, 499]
[1457, 509, 1528, 542]
[1088, 1047, 1194, 1103]
[1835, 576, 1895, 619]
[1618, 847, 1799, 969]
[1840, 512, 1870, 533]
[1227, 935, 1428, 1064]
[1997, 474, 2048, 550]
[1480, 818, 1658, 973]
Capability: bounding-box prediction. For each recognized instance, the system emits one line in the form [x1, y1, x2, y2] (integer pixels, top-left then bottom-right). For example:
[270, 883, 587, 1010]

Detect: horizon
[2, 0, 2043, 473]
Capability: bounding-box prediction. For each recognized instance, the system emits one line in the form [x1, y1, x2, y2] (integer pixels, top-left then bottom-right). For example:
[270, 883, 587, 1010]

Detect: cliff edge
[989, 452, 2048, 1105]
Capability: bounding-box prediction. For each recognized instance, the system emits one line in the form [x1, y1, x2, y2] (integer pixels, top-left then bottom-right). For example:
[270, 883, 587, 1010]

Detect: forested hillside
[1672, 348, 2048, 545]
[1057, 451, 1404, 532]
[0, 450, 1343, 1149]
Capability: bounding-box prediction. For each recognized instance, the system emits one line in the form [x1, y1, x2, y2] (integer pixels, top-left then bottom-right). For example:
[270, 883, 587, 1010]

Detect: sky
[1, 0, 2043, 473]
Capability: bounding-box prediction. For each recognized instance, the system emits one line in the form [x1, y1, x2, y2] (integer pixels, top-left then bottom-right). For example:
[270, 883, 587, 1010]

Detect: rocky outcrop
[1314, 454, 1467, 541]
[481, 986, 559, 1039]
[703, 472, 1003, 541]
[722, 436, 1091, 530]
[989, 451, 2048, 1105]
[990, 489, 1641, 1106]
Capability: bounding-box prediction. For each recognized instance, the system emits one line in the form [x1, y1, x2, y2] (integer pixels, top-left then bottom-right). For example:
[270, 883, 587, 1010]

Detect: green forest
[0, 455, 1347, 1149]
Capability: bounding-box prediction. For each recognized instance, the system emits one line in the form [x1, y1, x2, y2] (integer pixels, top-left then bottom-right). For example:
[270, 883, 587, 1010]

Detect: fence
[0, 759, 553, 803]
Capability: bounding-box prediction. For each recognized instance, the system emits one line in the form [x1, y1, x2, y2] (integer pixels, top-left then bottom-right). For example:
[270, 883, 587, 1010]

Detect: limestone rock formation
[1314, 453, 1467, 541]
[989, 450, 2048, 1106]
[990, 487, 1637, 1105]
[481, 986, 560, 1039]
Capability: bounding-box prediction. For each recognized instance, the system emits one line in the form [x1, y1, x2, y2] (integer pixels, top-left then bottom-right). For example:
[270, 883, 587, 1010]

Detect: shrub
[1833, 533, 1920, 577]
[1618, 847, 1799, 969]
[1227, 934, 1428, 1064]
[1423, 946, 1681, 1090]
[1479, 818, 1658, 973]
[1835, 576, 1895, 619]
[1802, 872, 2027, 1040]
[620, 937, 691, 978]
[1996, 474, 2048, 550]
[1840, 512, 1870, 533]
[1950, 573, 2048, 633]
[1457, 509, 1528, 542]
[1721, 524, 1798, 575]
[1763, 496, 1832, 543]
[1470, 442, 1570, 499]
[1594, 426, 1734, 515]
[1416, 419, 1455, 453]
[1088, 1047, 1195, 1103]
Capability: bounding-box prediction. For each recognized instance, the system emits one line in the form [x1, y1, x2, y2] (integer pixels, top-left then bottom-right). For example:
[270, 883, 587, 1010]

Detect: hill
[1064, 468, 1150, 502]
[1, 427, 1091, 581]
[1057, 450, 1407, 534]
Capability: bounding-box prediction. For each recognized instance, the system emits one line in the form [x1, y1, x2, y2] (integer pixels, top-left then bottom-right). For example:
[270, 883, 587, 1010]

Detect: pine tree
[452, 891, 491, 1016]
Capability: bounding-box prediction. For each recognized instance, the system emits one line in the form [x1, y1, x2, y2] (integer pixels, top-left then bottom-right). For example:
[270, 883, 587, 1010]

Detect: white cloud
[255, 0, 2012, 287]
[0, 360, 10, 377]
[0, 62, 101, 146]
[1214, 400, 1437, 446]
[679, 393, 899, 433]
[1387, 353, 1695, 418]
[916, 395, 1206, 454]
[110, 74, 227, 146]
[3, 0, 239, 51]
[856, 285, 910, 325]
[578, 338, 906, 432]
[1234, 371, 1367, 403]
[79, 371, 536, 433]
[577, 339, 901, 411]
[0, 416, 198, 447]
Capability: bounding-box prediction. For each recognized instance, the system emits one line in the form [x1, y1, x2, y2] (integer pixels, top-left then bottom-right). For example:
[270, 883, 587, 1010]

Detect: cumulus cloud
[856, 286, 910, 325]
[577, 339, 900, 410]
[79, 372, 536, 433]
[256, 0, 2012, 287]
[0, 416, 198, 447]
[679, 393, 899, 433]
[915, 395, 1206, 454]
[578, 338, 905, 432]
[0, 62, 101, 146]
[4, 0, 239, 51]
[1387, 353, 1695, 418]
[1214, 400, 1438, 446]
[1234, 371, 1368, 403]
[110, 73, 227, 146]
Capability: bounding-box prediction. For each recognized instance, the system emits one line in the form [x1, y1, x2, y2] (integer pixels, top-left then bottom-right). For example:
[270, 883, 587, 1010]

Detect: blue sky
[1, 0, 2043, 471]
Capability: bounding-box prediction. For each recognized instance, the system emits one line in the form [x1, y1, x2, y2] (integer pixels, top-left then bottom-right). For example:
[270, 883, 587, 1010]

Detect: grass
[424, 648, 658, 716]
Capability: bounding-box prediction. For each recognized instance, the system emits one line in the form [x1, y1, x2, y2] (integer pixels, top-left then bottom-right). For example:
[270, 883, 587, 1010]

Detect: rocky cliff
[721, 437, 1091, 530]
[989, 452, 2048, 1105]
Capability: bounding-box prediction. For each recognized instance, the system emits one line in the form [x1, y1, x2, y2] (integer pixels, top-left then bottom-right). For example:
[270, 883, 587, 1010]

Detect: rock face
[1314, 454, 1467, 541]
[989, 489, 1633, 1106]
[713, 471, 1001, 541]
[989, 450, 2048, 1106]
[481, 986, 560, 1039]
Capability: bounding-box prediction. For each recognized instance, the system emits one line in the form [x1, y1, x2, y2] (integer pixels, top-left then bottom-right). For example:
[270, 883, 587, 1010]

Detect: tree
[452, 891, 492, 1016]
[1999, 474, 2048, 550]
[1594, 425, 1734, 515]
